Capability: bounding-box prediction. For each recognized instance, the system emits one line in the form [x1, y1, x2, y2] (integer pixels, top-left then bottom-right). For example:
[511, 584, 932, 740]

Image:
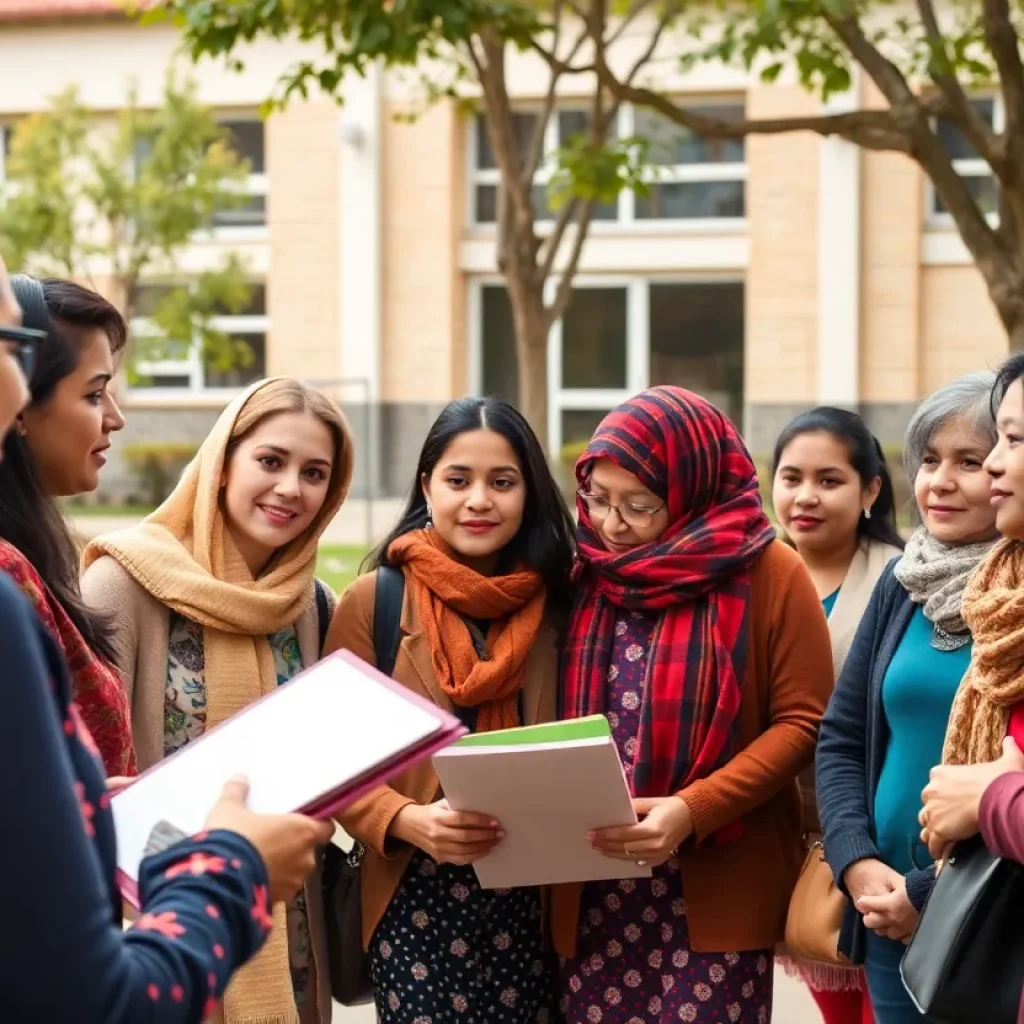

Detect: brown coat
[323, 567, 559, 949]
[550, 540, 833, 957]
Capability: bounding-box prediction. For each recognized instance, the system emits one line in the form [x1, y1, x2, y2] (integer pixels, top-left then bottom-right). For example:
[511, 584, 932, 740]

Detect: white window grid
[926, 95, 1000, 225]
[466, 100, 748, 233]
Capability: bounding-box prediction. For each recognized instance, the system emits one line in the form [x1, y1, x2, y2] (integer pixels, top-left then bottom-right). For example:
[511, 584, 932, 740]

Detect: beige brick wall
[380, 102, 464, 403]
[921, 265, 1007, 390]
[744, 84, 819, 403]
[266, 100, 341, 383]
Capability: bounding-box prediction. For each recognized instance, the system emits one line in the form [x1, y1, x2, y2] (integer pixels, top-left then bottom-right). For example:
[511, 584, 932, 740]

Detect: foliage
[120, 440, 198, 505]
[0, 73, 255, 369]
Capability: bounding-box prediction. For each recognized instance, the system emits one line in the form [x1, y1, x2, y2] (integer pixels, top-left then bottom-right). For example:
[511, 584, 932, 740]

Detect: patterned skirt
[370, 850, 558, 1023]
[559, 860, 773, 1024]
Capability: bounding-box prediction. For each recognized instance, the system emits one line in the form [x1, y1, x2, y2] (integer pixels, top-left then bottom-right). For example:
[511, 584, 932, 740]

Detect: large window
[475, 279, 745, 451]
[468, 101, 746, 227]
[930, 98, 998, 219]
[131, 282, 268, 393]
[213, 118, 267, 230]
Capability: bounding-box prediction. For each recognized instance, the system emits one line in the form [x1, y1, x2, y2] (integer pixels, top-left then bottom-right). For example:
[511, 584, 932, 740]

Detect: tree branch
[983, 0, 1024, 152]
[547, 199, 596, 323]
[605, 0, 659, 49]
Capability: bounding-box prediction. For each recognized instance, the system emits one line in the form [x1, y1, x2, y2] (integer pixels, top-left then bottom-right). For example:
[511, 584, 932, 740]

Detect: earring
[425, 505, 433, 529]
[863, 506, 872, 520]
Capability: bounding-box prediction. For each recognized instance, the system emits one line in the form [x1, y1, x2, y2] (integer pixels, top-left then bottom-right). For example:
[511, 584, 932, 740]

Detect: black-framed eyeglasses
[577, 489, 666, 529]
[0, 324, 45, 382]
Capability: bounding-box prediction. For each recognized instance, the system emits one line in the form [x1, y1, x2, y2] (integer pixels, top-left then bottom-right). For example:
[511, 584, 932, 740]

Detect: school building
[0, 0, 1007, 498]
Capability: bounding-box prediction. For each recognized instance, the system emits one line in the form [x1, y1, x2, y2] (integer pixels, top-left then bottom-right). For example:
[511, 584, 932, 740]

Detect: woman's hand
[106, 776, 132, 793]
[589, 796, 694, 868]
[204, 776, 334, 904]
[389, 799, 503, 865]
[919, 737, 1024, 859]
[856, 875, 919, 943]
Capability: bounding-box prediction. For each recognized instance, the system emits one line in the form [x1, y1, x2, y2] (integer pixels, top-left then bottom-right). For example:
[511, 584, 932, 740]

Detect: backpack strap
[373, 565, 405, 678]
[314, 578, 330, 656]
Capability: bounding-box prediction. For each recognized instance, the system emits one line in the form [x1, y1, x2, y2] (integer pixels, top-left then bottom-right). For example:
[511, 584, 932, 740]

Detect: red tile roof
[0, 0, 139, 22]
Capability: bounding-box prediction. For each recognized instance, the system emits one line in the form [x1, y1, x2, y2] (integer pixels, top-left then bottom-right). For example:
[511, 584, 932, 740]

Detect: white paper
[432, 736, 652, 888]
[112, 654, 442, 884]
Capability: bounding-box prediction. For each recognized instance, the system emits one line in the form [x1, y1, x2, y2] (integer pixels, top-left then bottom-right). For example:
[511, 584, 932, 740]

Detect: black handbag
[319, 565, 405, 1007]
[901, 833, 1024, 1023]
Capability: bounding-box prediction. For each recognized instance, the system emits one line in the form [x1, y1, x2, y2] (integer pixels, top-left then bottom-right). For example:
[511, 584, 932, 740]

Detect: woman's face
[586, 458, 670, 553]
[222, 410, 336, 576]
[422, 428, 526, 574]
[22, 328, 124, 496]
[913, 416, 997, 546]
[772, 431, 879, 555]
[985, 378, 1024, 540]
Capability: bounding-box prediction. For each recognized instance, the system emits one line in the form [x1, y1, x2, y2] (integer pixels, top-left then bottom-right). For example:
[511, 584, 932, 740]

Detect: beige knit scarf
[943, 538, 1024, 766]
[83, 379, 352, 1023]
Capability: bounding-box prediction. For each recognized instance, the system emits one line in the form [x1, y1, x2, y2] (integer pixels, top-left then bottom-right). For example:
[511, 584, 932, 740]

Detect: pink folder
[112, 650, 466, 905]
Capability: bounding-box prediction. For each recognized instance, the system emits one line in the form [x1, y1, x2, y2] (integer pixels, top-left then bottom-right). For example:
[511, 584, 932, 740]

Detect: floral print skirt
[370, 850, 558, 1023]
[559, 860, 773, 1023]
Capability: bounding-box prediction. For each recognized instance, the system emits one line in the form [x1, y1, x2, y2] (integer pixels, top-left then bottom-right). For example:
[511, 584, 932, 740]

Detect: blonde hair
[227, 378, 353, 499]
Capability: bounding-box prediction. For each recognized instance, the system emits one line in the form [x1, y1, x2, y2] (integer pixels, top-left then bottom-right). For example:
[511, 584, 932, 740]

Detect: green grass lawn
[317, 544, 371, 595]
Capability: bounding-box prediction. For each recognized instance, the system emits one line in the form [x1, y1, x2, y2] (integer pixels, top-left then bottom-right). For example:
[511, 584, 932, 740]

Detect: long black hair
[0, 275, 128, 664]
[992, 352, 1024, 416]
[772, 405, 904, 551]
[367, 396, 576, 611]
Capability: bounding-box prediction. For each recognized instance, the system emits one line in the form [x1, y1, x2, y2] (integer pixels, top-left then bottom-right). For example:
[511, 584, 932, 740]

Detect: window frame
[465, 99, 748, 233]
[200, 114, 269, 241]
[925, 94, 1001, 227]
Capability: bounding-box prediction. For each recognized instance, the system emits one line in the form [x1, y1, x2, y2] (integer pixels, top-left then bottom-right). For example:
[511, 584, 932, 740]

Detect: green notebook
[453, 714, 610, 748]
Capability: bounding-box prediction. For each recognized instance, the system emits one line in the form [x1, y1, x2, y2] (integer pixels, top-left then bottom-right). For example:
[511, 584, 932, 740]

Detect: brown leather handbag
[785, 837, 851, 967]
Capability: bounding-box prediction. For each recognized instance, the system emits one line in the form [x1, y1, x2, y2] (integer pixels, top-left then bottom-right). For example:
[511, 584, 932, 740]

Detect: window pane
[635, 181, 745, 219]
[562, 288, 627, 389]
[132, 284, 178, 317]
[649, 282, 745, 428]
[134, 373, 191, 389]
[474, 112, 540, 171]
[212, 283, 266, 317]
[557, 109, 618, 144]
[204, 332, 266, 388]
[562, 409, 610, 447]
[475, 185, 498, 223]
[933, 173, 998, 216]
[481, 285, 519, 407]
[635, 105, 745, 166]
[212, 194, 266, 228]
[220, 119, 265, 174]
[936, 99, 995, 161]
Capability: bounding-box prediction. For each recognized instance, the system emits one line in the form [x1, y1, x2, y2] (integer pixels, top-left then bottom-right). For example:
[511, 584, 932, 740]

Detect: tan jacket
[80, 554, 335, 1024]
[323, 567, 560, 949]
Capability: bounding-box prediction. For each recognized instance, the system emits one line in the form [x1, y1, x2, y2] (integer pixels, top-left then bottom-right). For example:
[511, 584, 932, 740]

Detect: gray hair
[903, 370, 997, 484]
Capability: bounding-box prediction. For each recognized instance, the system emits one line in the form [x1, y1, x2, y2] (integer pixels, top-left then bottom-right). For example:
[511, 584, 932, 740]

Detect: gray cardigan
[815, 561, 937, 965]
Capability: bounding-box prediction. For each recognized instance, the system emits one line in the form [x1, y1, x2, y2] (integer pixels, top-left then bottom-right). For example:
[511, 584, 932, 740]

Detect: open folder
[111, 650, 466, 905]
[432, 715, 651, 889]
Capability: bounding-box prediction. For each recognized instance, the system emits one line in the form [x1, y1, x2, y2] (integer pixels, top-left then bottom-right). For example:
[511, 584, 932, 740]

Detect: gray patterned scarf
[893, 526, 996, 650]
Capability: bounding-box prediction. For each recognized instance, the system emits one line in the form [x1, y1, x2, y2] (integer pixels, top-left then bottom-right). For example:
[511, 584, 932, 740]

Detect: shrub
[121, 442, 199, 506]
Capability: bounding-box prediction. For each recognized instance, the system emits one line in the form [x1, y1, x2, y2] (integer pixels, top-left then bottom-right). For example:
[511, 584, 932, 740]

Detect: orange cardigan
[550, 540, 832, 956]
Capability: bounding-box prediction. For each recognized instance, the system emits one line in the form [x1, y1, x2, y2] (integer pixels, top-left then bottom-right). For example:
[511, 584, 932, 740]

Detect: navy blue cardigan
[815, 562, 937, 964]
[0, 570, 272, 1021]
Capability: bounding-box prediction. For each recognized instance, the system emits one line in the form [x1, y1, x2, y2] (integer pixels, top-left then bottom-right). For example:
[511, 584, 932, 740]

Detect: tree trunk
[506, 277, 552, 450]
[976, 248, 1024, 351]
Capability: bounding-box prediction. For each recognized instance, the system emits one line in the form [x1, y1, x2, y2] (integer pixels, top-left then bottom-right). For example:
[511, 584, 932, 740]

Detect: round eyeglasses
[577, 489, 665, 529]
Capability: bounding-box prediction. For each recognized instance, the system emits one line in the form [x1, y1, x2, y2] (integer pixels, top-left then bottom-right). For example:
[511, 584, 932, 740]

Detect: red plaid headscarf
[562, 386, 775, 798]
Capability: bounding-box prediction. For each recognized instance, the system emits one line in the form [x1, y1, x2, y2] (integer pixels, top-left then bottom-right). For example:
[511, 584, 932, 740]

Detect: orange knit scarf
[387, 529, 545, 732]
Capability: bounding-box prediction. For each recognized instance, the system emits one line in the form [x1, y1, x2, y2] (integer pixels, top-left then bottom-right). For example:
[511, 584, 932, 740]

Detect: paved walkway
[331, 967, 821, 1021]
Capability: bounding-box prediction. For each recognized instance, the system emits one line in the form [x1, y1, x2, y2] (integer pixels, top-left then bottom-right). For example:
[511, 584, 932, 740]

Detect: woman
[324, 396, 575, 1024]
[772, 407, 903, 1024]
[80, 377, 352, 1023]
[0, 274, 134, 776]
[816, 372, 999, 1023]
[0, 257, 334, 1021]
[553, 386, 834, 1024]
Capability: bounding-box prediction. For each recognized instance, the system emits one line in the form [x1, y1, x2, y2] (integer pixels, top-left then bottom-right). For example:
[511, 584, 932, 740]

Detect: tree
[583, 0, 1024, 348]
[151, 0, 663, 446]
[0, 74, 257, 377]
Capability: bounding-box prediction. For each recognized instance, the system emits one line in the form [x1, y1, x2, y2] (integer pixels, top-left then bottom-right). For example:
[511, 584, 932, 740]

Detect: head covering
[83, 377, 352, 1024]
[562, 386, 775, 800]
[943, 538, 1024, 765]
[387, 528, 546, 732]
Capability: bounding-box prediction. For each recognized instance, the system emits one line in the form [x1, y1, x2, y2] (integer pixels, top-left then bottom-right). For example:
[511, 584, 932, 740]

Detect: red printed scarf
[0, 541, 136, 776]
[562, 387, 774, 801]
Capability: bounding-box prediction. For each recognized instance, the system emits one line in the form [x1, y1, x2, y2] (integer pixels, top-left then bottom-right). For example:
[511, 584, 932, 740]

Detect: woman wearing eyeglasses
[0, 275, 135, 777]
[551, 387, 833, 1024]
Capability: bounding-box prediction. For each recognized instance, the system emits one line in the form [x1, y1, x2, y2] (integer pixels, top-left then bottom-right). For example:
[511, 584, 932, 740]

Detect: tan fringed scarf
[82, 378, 352, 1023]
[943, 539, 1024, 766]
[388, 528, 546, 732]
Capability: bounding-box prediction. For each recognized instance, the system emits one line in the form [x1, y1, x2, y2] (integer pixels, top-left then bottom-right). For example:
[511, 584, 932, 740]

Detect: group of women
[3, 255, 1024, 1024]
